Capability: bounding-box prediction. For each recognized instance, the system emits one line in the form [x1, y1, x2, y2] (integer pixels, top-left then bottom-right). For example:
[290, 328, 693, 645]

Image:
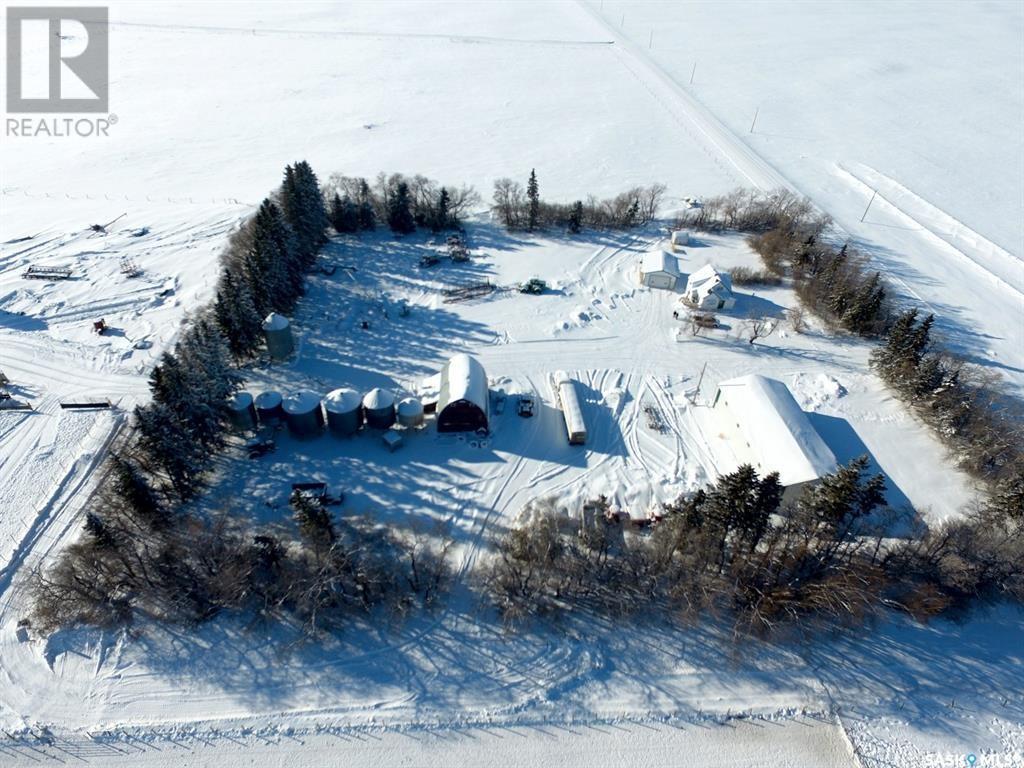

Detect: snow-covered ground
[1, 2, 1022, 766]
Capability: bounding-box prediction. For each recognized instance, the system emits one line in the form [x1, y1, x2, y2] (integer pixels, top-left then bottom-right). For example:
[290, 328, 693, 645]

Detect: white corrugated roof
[641, 249, 679, 276]
[438, 354, 488, 413]
[714, 374, 837, 487]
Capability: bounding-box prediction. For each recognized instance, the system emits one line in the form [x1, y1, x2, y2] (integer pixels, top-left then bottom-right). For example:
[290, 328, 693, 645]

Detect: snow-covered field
[1, 1, 1022, 766]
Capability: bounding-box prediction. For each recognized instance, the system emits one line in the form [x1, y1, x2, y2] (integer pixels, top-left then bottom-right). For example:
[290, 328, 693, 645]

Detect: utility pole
[690, 362, 708, 405]
[749, 106, 759, 134]
[621, 13, 625, 28]
[860, 189, 878, 222]
[649, 29, 653, 49]
[689, 61, 696, 84]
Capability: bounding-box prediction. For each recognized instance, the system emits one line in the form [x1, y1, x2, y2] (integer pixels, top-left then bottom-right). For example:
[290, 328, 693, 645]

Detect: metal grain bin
[255, 390, 285, 426]
[227, 391, 257, 431]
[396, 397, 424, 429]
[283, 390, 324, 437]
[324, 387, 363, 436]
[362, 387, 396, 430]
[262, 312, 294, 361]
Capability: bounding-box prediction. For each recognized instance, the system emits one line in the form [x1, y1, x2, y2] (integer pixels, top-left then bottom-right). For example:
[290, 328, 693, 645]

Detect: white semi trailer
[553, 371, 587, 445]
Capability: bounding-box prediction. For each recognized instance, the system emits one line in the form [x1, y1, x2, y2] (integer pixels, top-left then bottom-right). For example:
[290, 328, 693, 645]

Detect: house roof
[641, 249, 680, 276]
[715, 374, 837, 487]
[686, 264, 732, 294]
[437, 354, 489, 413]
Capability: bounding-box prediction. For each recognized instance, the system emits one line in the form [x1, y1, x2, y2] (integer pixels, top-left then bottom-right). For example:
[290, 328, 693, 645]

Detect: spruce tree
[387, 181, 416, 234]
[526, 169, 540, 231]
[568, 200, 583, 234]
[625, 199, 640, 228]
[291, 490, 336, 551]
[214, 270, 262, 359]
[357, 179, 376, 230]
[110, 453, 167, 529]
[84, 512, 117, 549]
[433, 187, 451, 232]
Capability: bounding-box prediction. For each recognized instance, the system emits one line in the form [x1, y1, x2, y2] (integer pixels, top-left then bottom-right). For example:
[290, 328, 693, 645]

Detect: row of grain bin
[228, 387, 423, 437]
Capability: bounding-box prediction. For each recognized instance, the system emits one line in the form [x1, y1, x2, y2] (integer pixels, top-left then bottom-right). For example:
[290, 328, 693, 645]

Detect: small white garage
[639, 250, 680, 290]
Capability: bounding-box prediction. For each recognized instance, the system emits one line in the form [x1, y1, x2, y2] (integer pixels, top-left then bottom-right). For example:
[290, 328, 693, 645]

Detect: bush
[729, 266, 782, 286]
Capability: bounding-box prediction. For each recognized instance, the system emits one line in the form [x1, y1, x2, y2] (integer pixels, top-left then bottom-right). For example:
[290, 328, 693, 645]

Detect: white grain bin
[262, 312, 294, 361]
[227, 391, 257, 431]
[283, 390, 324, 437]
[324, 387, 363, 436]
[255, 390, 285, 425]
[362, 387, 396, 430]
[397, 396, 425, 428]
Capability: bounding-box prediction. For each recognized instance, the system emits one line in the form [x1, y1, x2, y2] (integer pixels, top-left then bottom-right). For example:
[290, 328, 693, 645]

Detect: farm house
[638, 249, 680, 290]
[712, 374, 837, 503]
[436, 353, 489, 433]
[684, 264, 735, 310]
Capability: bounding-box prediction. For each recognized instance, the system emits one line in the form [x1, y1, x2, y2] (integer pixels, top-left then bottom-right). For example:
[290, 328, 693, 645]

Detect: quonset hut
[283, 390, 324, 437]
[324, 387, 363, 436]
[255, 390, 284, 425]
[712, 374, 837, 503]
[227, 391, 257, 431]
[362, 387, 396, 430]
[263, 312, 294, 360]
[436, 354, 489, 433]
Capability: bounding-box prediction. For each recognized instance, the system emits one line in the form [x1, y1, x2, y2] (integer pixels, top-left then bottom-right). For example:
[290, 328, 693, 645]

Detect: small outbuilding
[712, 374, 837, 503]
[324, 387, 363, 436]
[363, 387, 396, 430]
[684, 264, 735, 311]
[639, 250, 680, 290]
[670, 230, 690, 252]
[263, 313, 294, 360]
[436, 354, 489, 433]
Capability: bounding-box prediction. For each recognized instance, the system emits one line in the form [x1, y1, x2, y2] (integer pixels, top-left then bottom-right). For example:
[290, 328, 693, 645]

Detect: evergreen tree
[871, 309, 922, 391]
[109, 454, 166, 529]
[252, 199, 301, 312]
[356, 179, 376, 230]
[84, 512, 117, 549]
[330, 192, 359, 233]
[625, 199, 640, 228]
[387, 181, 416, 234]
[281, 161, 328, 266]
[798, 456, 886, 529]
[432, 187, 451, 232]
[842, 271, 885, 336]
[291, 490, 336, 550]
[526, 169, 540, 231]
[214, 270, 262, 358]
[568, 200, 583, 234]
[134, 403, 204, 499]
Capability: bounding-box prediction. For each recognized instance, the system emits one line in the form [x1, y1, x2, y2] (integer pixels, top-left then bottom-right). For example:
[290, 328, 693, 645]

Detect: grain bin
[283, 390, 324, 437]
[255, 390, 285, 425]
[323, 387, 363, 437]
[227, 391, 257, 431]
[262, 312, 294, 361]
[362, 387, 396, 430]
[397, 397, 424, 429]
